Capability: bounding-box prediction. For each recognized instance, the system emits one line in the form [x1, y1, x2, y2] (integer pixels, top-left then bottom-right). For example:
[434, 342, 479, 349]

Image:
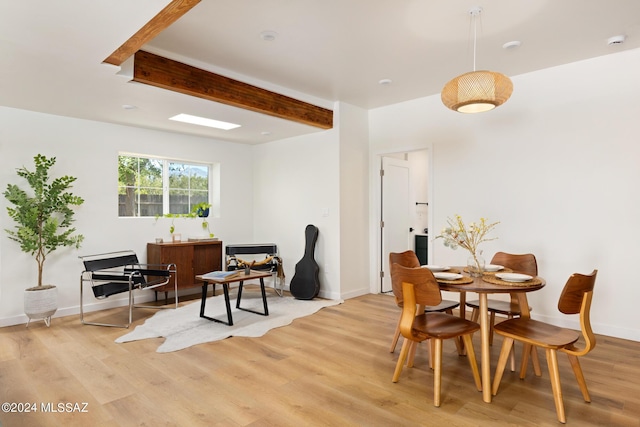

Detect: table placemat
[436, 276, 474, 285]
[482, 275, 543, 287]
[462, 267, 513, 275]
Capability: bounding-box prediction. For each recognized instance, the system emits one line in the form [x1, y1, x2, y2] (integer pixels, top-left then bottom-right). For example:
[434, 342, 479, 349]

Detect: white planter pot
[24, 286, 58, 327]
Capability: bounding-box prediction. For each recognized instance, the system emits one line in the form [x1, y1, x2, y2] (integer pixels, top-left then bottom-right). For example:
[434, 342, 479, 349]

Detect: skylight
[169, 113, 240, 130]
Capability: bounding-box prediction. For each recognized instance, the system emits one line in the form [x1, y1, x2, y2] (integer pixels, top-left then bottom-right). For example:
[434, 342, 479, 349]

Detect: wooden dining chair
[466, 251, 540, 372]
[492, 270, 597, 424]
[388, 251, 461, 355]
[391, 263, 482, 407]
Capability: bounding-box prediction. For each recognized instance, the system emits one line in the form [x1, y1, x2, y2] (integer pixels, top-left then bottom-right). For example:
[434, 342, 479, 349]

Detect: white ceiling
[2, 0, 640, 144]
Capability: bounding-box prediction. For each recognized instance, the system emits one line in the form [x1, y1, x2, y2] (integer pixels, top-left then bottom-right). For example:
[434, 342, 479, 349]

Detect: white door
[381, 156, 411, 293]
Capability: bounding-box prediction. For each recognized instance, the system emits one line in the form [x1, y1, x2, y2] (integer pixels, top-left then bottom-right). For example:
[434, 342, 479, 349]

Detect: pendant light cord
[472, 12, 477, 71]
[471, 8, 480, 72]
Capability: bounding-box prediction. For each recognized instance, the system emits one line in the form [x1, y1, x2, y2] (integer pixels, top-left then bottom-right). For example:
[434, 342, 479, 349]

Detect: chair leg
[505, 315, 515, 372]
[531, 346, 542, 376]
[546, 348, 566, 424]
[392, 339, 412, 382]
[492, 336, 514, 396]
[127, 287, 134, 328]
[509, 345, 516, 372]
[520, 343, 542, 378]
[428, 339, 434, 369]
[448, 307, 464, 354]
[405, 339, 433, 369]
[519, 343, 532, 379]
[489, 312, 496, 345]
[448, 307, 464, 355]
[566, 354, 591, 402]
[464, 308, 479, 358]
[462, 334, 482, 391]
[433, 338, 443, 407]
[458, 336, 467, 356]
[407, 340, 418, 367]
[454, 333, 464, 355]
[390, 316, 401, 352]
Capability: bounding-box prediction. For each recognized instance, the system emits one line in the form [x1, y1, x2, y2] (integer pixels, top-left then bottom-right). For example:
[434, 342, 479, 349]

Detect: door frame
[370, 145, 434, 294]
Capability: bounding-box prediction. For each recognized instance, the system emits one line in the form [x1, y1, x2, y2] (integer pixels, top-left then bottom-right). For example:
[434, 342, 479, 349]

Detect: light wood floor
[0, 292, 639, 426]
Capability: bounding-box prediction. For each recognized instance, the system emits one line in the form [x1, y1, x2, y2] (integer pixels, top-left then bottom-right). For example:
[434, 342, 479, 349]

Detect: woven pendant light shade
[441, 70, 513, 113]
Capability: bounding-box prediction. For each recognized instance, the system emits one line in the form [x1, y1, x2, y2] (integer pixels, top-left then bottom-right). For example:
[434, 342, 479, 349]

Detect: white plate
[496, 273, 533, 282]
[433, 272, 463, 280]
[484, 264, 504, 272]
[421, 265, 450, 272]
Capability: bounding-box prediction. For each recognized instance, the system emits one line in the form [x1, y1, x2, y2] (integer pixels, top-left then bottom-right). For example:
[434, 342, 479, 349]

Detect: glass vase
[467, 251, 485, 277]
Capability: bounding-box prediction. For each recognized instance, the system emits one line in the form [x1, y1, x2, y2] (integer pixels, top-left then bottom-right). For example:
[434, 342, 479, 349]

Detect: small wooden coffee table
[196, 269, 272, 326]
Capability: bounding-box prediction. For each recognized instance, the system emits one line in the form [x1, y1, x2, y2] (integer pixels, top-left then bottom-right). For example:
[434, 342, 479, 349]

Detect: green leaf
[3, 155, 84, 287]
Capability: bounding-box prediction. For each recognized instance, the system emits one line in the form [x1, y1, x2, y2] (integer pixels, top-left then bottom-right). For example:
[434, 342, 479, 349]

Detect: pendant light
[441, 7, 513, 113]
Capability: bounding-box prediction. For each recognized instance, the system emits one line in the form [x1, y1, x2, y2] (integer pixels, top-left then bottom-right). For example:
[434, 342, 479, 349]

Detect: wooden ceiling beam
[132, 50, 334, 129]
[103, 0, 332, 128]
[103, 0, 201, 66]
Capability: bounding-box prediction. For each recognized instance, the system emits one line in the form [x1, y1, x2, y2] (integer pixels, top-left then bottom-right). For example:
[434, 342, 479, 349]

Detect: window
[118, 154, 211, 217]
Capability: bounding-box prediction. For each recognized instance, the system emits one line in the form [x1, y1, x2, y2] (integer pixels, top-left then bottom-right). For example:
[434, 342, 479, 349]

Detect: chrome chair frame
[225, 244, 284, 296]
[79, 250, 177, 328]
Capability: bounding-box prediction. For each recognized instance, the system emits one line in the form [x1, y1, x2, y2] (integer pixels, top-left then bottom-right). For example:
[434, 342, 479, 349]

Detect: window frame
[118, 153, 218, 218]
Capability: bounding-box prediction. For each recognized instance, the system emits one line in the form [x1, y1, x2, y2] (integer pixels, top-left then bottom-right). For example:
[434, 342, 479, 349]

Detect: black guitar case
[290, 224, 320, 300]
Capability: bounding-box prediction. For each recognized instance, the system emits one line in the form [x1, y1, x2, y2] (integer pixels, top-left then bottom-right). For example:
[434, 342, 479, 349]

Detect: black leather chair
[226, 244, 283, 296]
[79, 250, 177, 328]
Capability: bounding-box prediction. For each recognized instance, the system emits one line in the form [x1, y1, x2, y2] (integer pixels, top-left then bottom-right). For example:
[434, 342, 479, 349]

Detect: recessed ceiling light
[607, 35, 626, 46]
[169, 113, 241, 130]
[379, 79, 392, 85]
[260, 31, 278, 41]
[502, 41, 522, 50]
[261, 131, 272, 136]
[122, 104, 138, 110]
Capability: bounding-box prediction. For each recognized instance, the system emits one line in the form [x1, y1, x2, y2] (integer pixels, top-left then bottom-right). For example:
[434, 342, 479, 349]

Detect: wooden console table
[147, 240, 222, 300]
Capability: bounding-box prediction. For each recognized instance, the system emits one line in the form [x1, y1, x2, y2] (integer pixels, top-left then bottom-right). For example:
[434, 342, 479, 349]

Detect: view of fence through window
[118, 155, 209, 217]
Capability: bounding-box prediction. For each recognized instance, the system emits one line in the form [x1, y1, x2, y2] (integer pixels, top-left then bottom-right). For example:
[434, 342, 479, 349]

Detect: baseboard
[0, 288, 202, 328]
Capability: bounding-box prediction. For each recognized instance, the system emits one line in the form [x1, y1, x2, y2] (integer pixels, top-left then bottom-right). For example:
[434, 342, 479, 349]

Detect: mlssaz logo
[40, 402, 89, 413]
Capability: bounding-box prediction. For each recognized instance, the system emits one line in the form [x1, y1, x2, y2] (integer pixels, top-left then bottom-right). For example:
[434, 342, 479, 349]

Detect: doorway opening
[379, 149, 430, 293]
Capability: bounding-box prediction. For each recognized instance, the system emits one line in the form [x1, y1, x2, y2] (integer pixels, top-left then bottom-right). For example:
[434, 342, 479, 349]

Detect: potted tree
[3, 154, 84, 327]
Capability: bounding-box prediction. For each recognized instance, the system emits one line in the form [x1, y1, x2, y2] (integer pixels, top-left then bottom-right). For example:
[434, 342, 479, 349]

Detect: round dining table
[437, 269, 545, 403]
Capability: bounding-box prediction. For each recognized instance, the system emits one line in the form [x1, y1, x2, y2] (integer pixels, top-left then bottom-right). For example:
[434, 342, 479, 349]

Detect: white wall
[337, 102, 371, 299]
[251, 112, 342, 300]
[369, 48, 640, 341]
[251, 102, 371, 301]
[0, 107, 254, 325]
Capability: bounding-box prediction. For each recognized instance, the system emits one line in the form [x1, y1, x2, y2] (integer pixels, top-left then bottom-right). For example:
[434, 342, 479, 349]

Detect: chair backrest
[558, 270, 598, 356]
[389, 251, 421, 304]
[81, 251, 139, 272]
[390, 262, 442, 308]
[399, 281, 419, 340]
[558, 270, 597, 314]
[393, 265, 442, 341]
[491, 252, 538, 276]
[389, 250, 421, 269]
